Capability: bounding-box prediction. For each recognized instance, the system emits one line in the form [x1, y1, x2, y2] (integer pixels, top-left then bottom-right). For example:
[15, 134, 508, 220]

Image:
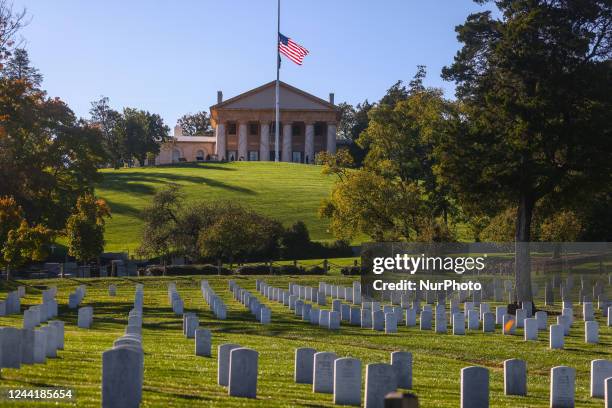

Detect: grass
[0, 275, 610, 407]
[94, 162, 338, 253]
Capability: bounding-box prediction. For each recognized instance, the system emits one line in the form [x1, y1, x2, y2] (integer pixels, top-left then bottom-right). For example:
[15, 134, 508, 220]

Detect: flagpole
[274, 0, 280, 162]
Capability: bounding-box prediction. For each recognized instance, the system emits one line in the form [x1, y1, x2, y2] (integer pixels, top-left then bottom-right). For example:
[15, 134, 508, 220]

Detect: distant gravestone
[535, 311, 548, 330]
[467, 310, 479, 330]
[550, 324, 564, 349]
[495, 306, 507, 325]
[295, 347, 316, 384]
[20, 328, 35, 365]
[108, 284, 117, 296]
[361, 308, 373, 328]
[333, 357, 361, 406]
[405, 308, 416, 327]
[453, 312, 465, 335]
[420, 310, 432, 330]
[550, 366, 575, 408]
[590, 359, 612, 398]
[77, 306, 93, 329]
[391, 351, 412, 389]
[310, 308, 320, 325]
[482, 312, 495, 333]
[48, 320, 64, 350]
[373, 310, 385, 331]
[385, 313, 397, 334]
[585, 321, 599, 344]
[102, 345, 144, 408]
[350, 307, 361, 326]
[195, 329, 211, 357]
[524, 318, 538, 341]
[228, 348, 258, 398]
[504, 359, 527, 396]
[217, 343, 241, 386]
[319, 310, 330, 328]
[516, 309, 526, 328]
[461, 366, 489, 408]
[185, 315, 199, 338]
[260, 307, 271, 324]
[557, 315, 570, 336]
[313, 352, 337, 394]
[583, 302, 595, 321]
[33, 329, 46, 364]
[364, 363, 397, 408]
[435, 305, 446, 334]
[329, 311, 341, 330]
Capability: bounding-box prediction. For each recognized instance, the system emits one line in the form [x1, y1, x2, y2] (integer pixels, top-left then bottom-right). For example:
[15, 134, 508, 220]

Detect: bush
[341, 266, 361, 276]
[235, 265, 273, 275]
[145, 264, 232, 276]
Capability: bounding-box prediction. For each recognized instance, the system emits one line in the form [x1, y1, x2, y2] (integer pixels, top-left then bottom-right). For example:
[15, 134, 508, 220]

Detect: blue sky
[14, 0, 491, 127]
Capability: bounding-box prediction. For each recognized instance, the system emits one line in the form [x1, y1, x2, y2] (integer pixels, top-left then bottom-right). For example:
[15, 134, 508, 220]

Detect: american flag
[278, 33, 309, 65]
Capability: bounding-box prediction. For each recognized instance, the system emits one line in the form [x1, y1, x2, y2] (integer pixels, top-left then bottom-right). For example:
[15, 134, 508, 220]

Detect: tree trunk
[515, 191, 534, 303]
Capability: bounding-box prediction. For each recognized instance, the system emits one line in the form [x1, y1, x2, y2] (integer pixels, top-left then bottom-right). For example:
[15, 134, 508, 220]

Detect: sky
[14, 0, 492, 128]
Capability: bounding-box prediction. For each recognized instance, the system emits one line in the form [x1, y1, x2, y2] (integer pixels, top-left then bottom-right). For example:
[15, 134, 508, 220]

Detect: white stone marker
[516, 308, 526, 328]
[329, 311, 341, 330]
[535, 311, 548, 330]
[557, 315, 570, 336]
[228, 348, 258, 398]
[435, 304, 446, 334]
[420, 310, 432, 330]
[391, 351, 412, 389]
[550, 324, 564, 349]
[585, 321, 599, 343]
[333, 357, 361, 406]
[503, 314, 516, 335]
[185, 315, 199, 338]
[33, 329, 46, 364]
[467, 309, 479, 330]
[319, 310, 330, 328]
[373, 310, 385, 331]
[504, 358, 527, 396]
[591, 359, 612, 398]
[453, 312, 466, 335]
[260, 306, 271, 324]
[405, 308, 416, 327]
[605, 377, 611, 408]
[310, 308, 320, 325]
[583, 302, 595, 321]
[361, 308, 372, 328]
[195, 329, 211, 357]
[495, 306, 507, 324]
[364, 363, 397, 408]
[109, 284, 117, 296]
[77, 306, 93, 329]
[461, 366, 489, 408]
[524, 318, 538, 341]
[20, 328, 35, 365]
[295, 347, 316, 384]
[385, 312, 397, 334]
[482, 312, 495, 333]
[217, 343, 241, 386]
[313, 352, 337, 393]
[550, 366, 575, 408]
[102, 345, 144, 408]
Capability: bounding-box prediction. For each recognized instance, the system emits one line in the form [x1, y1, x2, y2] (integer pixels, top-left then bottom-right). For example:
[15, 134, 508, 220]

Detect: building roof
[172, 136, 216, 143]
[210, 80, 336, 111]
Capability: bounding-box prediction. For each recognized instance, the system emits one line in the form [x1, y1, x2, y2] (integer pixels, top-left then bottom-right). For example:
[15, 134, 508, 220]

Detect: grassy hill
[96, 162, 337, 253]
[0, 275, 609, 407]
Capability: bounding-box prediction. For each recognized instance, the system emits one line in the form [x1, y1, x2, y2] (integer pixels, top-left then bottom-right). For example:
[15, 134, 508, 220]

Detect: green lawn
[95, 162, 338, 253]
[0, 275, 610, 407]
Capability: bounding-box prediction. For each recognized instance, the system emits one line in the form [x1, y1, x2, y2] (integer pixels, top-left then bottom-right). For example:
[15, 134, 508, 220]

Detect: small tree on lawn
[65, 194, 111, 266]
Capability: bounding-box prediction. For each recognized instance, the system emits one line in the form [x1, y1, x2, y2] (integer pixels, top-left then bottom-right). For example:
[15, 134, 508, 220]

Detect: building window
[249, 123, 258, 135]
[292, 151, 302, 163]
[196, 150, 205, 161]
[227, 151, 237, 161]
[227, 123, 237, 135]
[292, 124, 301, 136]
[248, 151, 259, 161]
[172, 149, 181, 163]
[314, 123, 324, 136]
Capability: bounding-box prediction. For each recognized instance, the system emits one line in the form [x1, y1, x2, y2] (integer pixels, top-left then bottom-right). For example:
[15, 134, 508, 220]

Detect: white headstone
[217, 343, 241, 386]
[391, 351, 412, 389]
[102, 345, 144, 408]
[385, 312, 397, 334]
[461, 366, 489, 408]
[550, 324, 564, 349]
[585, 321, 599, 344]
[195, 329, 211, 357]
[550, 366, 575, 408]
[20, 328, 35, 365]
[524, 318, 538, 341]
[313, 352, 337, 393]
[364, 363, 396, 408]
[504, 358, 526, 396]
[333, 357, 361, 406]
[590, 359, 612, 398]
[453, 312, 466, 335]
[228, 348, 258, 398]
[295, 347, 316, 384]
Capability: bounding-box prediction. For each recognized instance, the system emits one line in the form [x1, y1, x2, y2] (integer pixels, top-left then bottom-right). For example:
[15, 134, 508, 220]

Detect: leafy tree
[438, 0, 612, 302]
[89, 96, 123, 168]
[336, 102, 356, 140]
[0, 1, 26, 63]
[177, 111, 212, 135]
[138, 184, 182, 260]
[281, 221, 311, 259]
[120, 108, 170, 166]
[65, 194, 111, 263]
[0, 196, 22, 248]
[2, 48, 42, 87]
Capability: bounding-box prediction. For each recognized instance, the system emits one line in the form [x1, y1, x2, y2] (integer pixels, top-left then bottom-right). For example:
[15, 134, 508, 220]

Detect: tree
[336, 102, 356, 140]
[138, 184, 182, 260]
[89, 96, 123, 168]
[0, 1, 26, 63]
[120, 108, 170, 166]
[438, 0, 612, 302]
[177, 111, 212, 135]
[2, 220, 53, 279]
[2, 48, 42, 87]
[65, 194, 111, 264]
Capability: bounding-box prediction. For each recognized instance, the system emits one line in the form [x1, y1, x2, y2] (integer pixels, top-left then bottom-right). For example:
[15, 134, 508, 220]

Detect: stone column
[305, 123, 315, 164]
[238, 123, 248, 161]
[215, 123, 226, 160]
[259, 123, 269, 161]
[282, 123, 293, 162]
[326, 123, 337, 154]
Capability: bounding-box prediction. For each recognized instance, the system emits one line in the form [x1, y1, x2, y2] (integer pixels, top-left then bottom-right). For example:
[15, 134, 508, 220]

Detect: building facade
[156, 81, 338, 165]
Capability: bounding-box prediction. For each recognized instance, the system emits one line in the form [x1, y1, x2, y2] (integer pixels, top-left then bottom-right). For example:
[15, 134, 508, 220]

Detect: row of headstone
[182, 312, 199, 338]
[294, 347, 412, 408]
[229, 280, 271, 324]
[101, 286, 145, 408]
[167, 283, 184, 315]
[108, 284, 117, 296]
[460, 359, 612, 407]
[217, 343, 259, 398]
[317, 281, 362, 305]
[68, 285, 86, 309]
[201, 280, 227, 319]
[0, 321, 64, 368]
